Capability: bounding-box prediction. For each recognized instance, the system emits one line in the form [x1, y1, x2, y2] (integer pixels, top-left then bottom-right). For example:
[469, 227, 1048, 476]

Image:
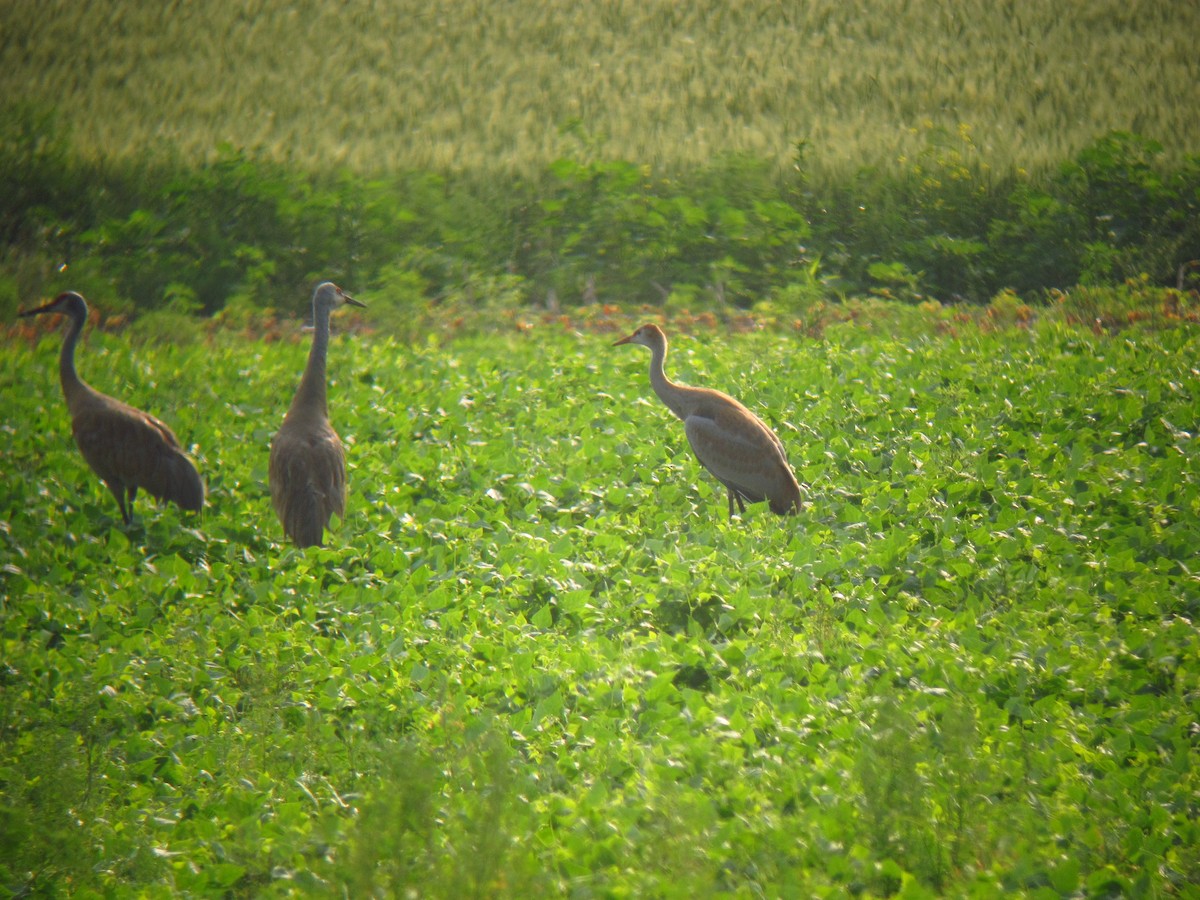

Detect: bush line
[3, 106, 1198, 321]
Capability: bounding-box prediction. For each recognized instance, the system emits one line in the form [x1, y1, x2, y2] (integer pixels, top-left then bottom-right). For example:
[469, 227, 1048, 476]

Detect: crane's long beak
[612, 333, 634, 346]
[345, 295, 366, 309]
[18, 301, 59, 318]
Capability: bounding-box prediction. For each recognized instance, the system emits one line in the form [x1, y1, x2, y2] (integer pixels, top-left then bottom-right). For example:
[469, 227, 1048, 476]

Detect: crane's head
[613, 323, 666, 350]
[18, 291, 89, 321]
[313, 282, 366, 312]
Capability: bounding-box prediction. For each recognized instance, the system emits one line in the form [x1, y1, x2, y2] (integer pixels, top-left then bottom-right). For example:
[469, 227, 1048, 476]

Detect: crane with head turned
[613, 323, 804, 519]
[18, 291, 205, 525]
[269, 281, 365, 548]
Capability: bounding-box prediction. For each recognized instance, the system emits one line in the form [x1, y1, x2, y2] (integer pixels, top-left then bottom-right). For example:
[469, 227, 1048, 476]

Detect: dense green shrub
[2, 98, 1197, 317]
[0, 104, 84, 249]
[986, 132, 1200, 294]
[802, 129, 1200, 302]
[513, 154, 811, 307]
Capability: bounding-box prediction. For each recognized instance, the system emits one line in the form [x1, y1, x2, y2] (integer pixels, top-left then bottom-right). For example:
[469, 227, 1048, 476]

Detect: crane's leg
[726, 487, 746, 519]
[108, 481, 132, 525]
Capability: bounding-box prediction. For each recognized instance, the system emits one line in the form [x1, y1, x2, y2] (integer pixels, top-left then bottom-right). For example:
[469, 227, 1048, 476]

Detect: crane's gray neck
[647, 339, 686, 420]
[291, 304, 330, 418]
[58, 305, 88, 401]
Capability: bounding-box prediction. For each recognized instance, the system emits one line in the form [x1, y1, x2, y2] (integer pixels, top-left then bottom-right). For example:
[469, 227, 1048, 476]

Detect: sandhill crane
[18, 291, 205, 525]
[269, 282, 365, 548]
[613, 323, 803, 519]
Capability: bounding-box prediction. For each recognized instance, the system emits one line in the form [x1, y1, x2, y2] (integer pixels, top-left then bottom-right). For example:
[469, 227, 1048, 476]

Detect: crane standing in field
[613, 323, 804, 519]
[18, 291, 205, 525]
[269, 282, 365, 548]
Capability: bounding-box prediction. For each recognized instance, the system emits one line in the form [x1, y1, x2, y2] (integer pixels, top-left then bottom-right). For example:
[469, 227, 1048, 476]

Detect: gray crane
[269, 282, 365, 548]
[613, 323, 803, 518]
[19, 291, 205, 525]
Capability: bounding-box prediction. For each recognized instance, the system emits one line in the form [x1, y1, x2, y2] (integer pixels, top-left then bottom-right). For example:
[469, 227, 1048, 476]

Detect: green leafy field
[3, 319, 1199, 896]
[5, 2, 1200, 316]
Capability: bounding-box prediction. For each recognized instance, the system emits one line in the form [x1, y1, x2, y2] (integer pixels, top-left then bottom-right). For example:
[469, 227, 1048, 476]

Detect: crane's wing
[683, 407, 797, 509]
[72, 400, 204, 511]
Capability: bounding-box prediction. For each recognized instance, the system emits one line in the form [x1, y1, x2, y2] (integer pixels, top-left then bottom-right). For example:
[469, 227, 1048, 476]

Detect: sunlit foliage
[3, 320, 1198, 895]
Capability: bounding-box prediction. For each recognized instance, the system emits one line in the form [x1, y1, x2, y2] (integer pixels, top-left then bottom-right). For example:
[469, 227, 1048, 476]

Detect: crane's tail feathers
[288, 495, 328, 548]
[280, 483, 332, 548]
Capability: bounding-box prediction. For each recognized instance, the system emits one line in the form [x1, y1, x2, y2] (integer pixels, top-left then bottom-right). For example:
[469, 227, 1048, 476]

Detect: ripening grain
[1, 0, 1197, 177]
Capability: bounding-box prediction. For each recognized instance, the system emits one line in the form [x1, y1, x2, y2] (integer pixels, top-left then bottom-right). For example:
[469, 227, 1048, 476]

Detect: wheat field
[2, 0, 1198, 177]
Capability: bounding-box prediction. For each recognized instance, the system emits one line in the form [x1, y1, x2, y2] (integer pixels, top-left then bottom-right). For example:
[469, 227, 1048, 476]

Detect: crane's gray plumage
[613, 323, 803, 518]
[269, 282, 364, 548]
[19, 291, 205, 525]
